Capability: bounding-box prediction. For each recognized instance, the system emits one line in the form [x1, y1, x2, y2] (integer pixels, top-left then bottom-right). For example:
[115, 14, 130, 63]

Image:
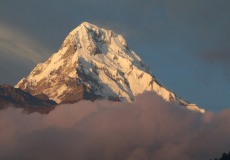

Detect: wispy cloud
[199, 50, 230, 81]
[0, 25, 49, 63]
[0, 92, 229, 160]
[201, 51, 230, 65]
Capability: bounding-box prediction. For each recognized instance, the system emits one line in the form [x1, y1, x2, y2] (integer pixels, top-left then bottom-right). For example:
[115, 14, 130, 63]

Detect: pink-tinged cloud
[0, 92, 229, 160]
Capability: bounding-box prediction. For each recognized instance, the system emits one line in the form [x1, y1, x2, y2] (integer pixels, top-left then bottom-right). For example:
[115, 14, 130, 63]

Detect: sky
[0, 0, 230, 111]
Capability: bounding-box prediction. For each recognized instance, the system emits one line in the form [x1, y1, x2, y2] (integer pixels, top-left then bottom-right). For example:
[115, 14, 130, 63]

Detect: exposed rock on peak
[0, 84, 56, 113]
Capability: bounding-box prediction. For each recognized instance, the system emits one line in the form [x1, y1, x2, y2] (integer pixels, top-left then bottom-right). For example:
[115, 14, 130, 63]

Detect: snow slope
[15, 22, 205, 113]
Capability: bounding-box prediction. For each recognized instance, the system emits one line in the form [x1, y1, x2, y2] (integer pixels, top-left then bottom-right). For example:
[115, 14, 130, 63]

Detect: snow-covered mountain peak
[15, 22, 205, 113]
[61, 22, 129, 56]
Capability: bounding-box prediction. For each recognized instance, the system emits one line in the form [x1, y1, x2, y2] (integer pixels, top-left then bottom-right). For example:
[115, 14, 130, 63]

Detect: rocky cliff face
[0, 84, 56, 113]
[15, 22, 205, 113]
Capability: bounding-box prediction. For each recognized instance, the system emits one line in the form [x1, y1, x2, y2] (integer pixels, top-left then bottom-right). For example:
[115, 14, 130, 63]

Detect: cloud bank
[0, 92, 230, 160]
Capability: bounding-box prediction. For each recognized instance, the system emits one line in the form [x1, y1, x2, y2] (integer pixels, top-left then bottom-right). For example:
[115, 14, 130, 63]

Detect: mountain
[15, 22, 205, 113]
[0, 84, 56, 113]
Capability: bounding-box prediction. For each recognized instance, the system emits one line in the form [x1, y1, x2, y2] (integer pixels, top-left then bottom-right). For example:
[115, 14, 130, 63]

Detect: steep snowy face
[15, 22, 205, 113]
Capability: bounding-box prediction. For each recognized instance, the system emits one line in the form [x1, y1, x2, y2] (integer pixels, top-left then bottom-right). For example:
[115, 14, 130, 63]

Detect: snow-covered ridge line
[15, 22, 205, 113]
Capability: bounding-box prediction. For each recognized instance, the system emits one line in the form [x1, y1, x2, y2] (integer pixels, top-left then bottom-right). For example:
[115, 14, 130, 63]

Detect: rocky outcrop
[0, 84, 56, 113]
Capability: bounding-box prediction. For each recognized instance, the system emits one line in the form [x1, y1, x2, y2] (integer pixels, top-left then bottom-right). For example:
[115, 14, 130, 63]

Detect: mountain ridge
[15, 22, 205, 113]
[0, 84, 56, 113]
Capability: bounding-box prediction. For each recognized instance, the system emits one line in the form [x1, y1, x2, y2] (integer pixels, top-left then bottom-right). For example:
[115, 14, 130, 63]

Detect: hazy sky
[0, 0, 230, 111]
